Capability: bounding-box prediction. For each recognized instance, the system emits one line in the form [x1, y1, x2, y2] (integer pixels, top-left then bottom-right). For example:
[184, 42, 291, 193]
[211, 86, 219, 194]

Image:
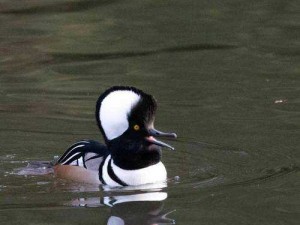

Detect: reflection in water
[9, 160, 176, 224]
[69, 189, 175, 225]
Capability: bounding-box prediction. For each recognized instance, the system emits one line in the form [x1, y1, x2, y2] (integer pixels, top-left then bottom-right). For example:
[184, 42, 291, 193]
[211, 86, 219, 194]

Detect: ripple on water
[14, 161, 54, 176]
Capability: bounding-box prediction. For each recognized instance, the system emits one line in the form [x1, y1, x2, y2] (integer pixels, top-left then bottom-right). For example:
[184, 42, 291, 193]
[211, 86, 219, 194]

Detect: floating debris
[274, 99, 288, 104]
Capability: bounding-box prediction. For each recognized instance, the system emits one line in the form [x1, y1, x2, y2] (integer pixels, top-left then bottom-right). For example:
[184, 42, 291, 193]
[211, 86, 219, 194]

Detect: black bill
[146, 128, 177, 150]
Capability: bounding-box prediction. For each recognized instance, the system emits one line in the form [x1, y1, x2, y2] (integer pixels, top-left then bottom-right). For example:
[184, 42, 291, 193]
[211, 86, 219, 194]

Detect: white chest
[102, 155, 167, 187]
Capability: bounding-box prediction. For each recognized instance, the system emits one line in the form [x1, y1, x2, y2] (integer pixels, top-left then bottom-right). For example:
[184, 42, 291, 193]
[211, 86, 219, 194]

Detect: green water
[0, 0, 299, 224]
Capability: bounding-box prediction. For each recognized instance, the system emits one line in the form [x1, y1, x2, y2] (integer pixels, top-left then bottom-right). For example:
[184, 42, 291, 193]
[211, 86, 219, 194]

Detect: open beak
[145, 128, 177, 150]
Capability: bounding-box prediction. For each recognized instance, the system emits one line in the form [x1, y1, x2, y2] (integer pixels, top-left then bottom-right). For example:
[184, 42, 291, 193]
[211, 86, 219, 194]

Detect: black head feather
[95, 86, 157, 144]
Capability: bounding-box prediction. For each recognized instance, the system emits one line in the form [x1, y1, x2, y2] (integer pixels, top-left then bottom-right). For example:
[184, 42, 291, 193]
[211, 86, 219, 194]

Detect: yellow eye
[133, 124, 140, 131]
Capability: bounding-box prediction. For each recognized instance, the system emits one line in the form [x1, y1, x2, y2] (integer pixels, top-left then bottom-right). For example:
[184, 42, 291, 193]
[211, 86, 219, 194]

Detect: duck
[54, 86, 177, 186]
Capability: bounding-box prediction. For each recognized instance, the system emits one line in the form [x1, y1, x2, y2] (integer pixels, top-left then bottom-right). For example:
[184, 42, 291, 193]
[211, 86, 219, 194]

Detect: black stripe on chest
[107, 159, 128, 186]
[98, 156, 107, 185]
[99, 156, 128, 186]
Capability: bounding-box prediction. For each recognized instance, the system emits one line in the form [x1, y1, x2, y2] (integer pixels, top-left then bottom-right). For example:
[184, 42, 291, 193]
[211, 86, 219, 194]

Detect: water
[0, 0, 299, 224]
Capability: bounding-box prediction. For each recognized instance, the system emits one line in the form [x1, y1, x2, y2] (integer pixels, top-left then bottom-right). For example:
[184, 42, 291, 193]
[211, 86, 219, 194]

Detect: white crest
[99, 90, 140, 140]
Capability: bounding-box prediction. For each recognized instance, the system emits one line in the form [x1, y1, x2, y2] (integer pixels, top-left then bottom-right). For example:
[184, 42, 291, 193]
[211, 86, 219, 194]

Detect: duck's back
[54, 140, 109, 184]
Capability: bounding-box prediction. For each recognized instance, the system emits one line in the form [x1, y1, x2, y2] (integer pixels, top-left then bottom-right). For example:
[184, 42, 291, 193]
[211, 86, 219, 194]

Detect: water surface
[0, 0, 299, 224]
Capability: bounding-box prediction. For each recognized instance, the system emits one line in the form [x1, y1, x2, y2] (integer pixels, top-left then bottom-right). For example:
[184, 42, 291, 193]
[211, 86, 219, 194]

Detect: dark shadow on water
[0, 0, 118, 15]
[1, 128, 94, 136]
[107, 201, 175, 225]
[50, 43, 238, 63]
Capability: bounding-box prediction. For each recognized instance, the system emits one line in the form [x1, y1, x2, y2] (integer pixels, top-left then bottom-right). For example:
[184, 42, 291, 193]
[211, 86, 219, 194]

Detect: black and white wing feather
[56, 140, 109, 171]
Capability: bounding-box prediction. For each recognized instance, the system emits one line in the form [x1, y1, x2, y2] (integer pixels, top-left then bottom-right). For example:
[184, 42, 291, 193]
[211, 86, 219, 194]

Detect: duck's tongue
[145, 128, 177, 150]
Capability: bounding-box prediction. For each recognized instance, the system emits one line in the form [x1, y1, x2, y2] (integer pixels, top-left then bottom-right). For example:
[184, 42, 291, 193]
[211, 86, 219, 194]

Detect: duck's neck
[111, 150, 161, 170]
[108, 139, 161, 170]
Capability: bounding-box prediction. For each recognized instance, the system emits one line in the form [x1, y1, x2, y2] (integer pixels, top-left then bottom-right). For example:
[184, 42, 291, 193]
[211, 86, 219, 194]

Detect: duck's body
[54, 86, 176, 186]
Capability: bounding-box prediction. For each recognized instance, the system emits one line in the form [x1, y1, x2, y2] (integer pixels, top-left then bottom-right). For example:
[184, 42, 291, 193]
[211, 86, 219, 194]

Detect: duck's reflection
[69, 184, 175, 225]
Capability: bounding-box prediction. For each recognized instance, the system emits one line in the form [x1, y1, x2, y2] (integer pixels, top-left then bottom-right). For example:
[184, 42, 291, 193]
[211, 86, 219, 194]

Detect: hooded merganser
[54, 86, 177, 186]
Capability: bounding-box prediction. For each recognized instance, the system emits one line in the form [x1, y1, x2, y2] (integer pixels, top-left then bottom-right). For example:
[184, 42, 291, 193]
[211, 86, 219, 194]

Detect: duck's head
[96, 86, 177, 169]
